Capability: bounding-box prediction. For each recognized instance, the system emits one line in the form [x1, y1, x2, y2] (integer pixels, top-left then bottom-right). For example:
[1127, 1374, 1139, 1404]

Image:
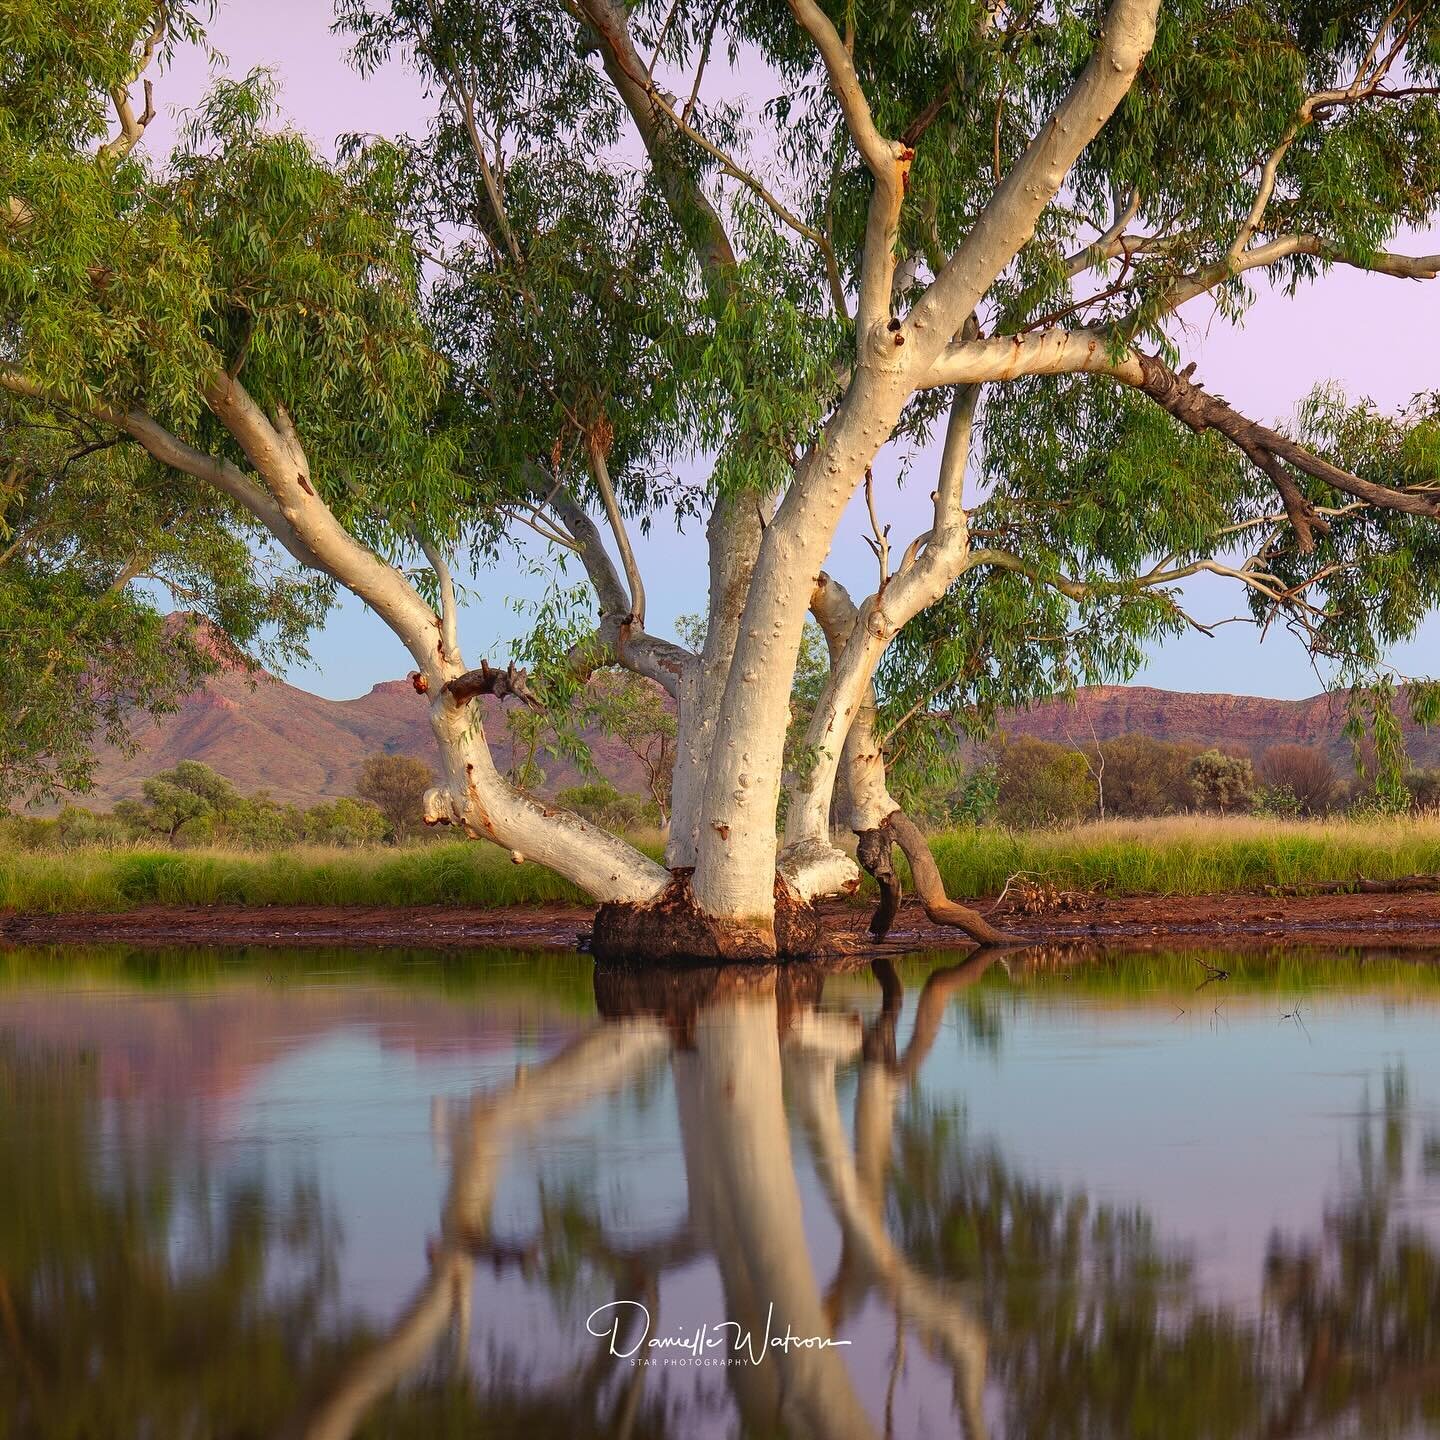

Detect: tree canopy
[4, 0, 1440, 952]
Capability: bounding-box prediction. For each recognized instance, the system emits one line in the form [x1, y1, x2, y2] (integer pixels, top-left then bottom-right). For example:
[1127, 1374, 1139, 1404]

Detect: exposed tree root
[858, 811, 1020, 946]
[590, 869, 821, 963]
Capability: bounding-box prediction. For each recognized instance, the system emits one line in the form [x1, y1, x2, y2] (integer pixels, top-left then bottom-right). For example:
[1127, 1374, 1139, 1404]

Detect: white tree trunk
[673, 992, 878, 1440]
[785, 392, 977, 857]
[691, 369, 912, 936]
[667, 493, 770, 869]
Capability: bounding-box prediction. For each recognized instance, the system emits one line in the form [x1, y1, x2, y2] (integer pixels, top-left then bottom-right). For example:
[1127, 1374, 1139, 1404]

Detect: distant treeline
[3, 757, 426, 851]
[903, 735, 1440, 829]
[8, 738, 1440, 856]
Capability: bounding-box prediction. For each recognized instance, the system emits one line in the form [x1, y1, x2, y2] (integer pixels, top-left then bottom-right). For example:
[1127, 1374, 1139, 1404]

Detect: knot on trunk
[421, 785, 462, 826]
[443, 660, 544, 711]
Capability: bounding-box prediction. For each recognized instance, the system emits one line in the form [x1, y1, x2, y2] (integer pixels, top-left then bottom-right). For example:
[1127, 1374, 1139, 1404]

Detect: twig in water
[1193, 955, 1230, 990]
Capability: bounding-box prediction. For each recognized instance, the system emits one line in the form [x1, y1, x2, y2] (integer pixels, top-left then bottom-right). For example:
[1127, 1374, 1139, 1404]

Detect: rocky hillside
[998, 685, 1430, 763]
[83, 660, 650, 808]
[78, 659, 1438, 809]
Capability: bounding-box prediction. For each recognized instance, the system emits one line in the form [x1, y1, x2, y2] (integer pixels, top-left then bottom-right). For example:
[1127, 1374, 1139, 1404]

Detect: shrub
[1189, 749, 1255, 813]
[1252, 783, 1303, 819]
[1258, 744, 1340, 816]
[1406, 769, 1440, 813]
[995, 737, 1093, 828]
[1090, 735, 1202, 817]
[355, 753, 436, 838]
[554, 782, 658, 832]
[303, 797, 388, 847]
[113, 760, 245, 842]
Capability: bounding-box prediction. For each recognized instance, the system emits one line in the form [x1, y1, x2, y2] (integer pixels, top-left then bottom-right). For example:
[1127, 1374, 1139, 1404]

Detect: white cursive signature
[586, 1300, 851, 1364]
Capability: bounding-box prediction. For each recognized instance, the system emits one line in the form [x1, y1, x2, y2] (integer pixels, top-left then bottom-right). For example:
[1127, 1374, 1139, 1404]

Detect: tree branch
[548, 488, 697, 698]
[584, 431, 646, 626]
[96, 4, 166, 162]
[903, 0, 1161, 362]
[418, 536, 461, 663]
[784, 0, 910, 338]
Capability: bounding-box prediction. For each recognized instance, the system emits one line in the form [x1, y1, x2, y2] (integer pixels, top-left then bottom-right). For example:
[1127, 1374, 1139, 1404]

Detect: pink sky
[157, 2, 1440, 701]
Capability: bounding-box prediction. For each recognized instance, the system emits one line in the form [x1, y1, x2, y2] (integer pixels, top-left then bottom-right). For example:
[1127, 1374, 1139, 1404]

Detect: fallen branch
[1265, 873, 1440, 897]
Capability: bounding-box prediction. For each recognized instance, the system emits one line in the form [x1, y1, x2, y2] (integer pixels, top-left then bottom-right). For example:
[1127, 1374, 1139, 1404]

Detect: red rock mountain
[998, 684, 1431, 762]
[86, 657, 651, 808]
[83, 660, 1439, 808]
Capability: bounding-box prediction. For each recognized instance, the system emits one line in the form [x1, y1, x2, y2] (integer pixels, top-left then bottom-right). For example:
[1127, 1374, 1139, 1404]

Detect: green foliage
[356, 751, 436, 838]
[1090, 734, 1201, 817]
[114, 758, 241, 839]
[577, 671, 677, 819]
[303, 795, 389, 846]
[29, 759, 392, 848]
[994, 736, 1096, 828]
[0, 417, 325, 804]
[1188, 748, 1257, 812]
[553, 781, 659, 833]
[1251, 782, 1303, 819]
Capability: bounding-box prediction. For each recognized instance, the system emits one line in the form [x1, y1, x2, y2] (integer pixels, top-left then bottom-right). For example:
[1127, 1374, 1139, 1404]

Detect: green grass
[0, 841, 604, 913]
[5, 815, 1440, 914]
[929, 814, 1440, 897]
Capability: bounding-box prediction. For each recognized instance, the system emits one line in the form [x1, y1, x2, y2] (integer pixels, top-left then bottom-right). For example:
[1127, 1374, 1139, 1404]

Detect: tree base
[590, 869, 820, 963]
[593, 960, 827, 1043]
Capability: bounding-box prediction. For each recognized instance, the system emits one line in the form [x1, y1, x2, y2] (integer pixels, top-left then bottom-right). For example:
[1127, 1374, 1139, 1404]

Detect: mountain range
[76, 652, 1439, 809]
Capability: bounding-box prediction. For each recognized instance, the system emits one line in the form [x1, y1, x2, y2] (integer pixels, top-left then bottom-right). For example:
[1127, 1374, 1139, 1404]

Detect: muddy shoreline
[5, 889, 1440, 953]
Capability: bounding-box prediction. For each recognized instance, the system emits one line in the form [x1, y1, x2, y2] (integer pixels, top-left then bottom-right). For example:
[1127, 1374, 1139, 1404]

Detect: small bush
[1189, 749, 1256, 813]
[995, 737, 1093, 828]
[1258, 745, 1340, 815]
[554, 782, 659, 832]
[1090, 735, 1202, 817]
[1252, 783, 1302, 819]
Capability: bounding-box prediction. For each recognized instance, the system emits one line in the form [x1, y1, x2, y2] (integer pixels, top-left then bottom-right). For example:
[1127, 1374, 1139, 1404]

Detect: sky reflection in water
[1, 944, 1439, 1439]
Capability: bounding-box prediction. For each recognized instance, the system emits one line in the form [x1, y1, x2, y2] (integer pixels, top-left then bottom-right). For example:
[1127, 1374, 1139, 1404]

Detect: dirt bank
[5, 888, 1440, 953]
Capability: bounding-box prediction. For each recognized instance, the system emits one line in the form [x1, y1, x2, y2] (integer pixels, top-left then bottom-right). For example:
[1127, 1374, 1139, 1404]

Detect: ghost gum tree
[6, 2, 1440, 958]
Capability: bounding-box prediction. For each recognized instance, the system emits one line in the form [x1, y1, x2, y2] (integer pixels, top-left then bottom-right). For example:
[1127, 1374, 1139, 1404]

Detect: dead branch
[443, 660, 545, 711]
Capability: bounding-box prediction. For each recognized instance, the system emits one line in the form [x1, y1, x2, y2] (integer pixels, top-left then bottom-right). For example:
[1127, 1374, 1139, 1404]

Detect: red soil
[5, 889, 1440, 953]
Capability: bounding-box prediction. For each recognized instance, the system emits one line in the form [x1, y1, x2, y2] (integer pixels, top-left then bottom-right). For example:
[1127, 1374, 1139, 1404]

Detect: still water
[2, 944, 1439, 1439]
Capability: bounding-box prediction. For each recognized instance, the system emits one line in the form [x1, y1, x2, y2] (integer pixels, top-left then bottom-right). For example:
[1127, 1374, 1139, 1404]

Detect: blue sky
[159, 1, 1440, 702]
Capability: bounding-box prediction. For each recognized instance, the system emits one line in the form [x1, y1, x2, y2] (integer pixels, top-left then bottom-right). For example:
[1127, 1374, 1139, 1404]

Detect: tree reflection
[6, 960, 1440, 1440]
[0, 1039, 341, 1436]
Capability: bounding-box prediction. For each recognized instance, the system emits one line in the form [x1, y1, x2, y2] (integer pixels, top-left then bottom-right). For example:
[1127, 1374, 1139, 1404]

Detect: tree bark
[794, 569, 1018, 946]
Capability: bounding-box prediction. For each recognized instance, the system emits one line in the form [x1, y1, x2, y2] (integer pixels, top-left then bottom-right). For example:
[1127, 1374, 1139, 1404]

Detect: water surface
[2, 944, 1439, 1438]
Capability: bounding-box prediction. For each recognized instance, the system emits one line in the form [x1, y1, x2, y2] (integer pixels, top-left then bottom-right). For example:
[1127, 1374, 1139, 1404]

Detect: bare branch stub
[443, 660, 545, 711]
